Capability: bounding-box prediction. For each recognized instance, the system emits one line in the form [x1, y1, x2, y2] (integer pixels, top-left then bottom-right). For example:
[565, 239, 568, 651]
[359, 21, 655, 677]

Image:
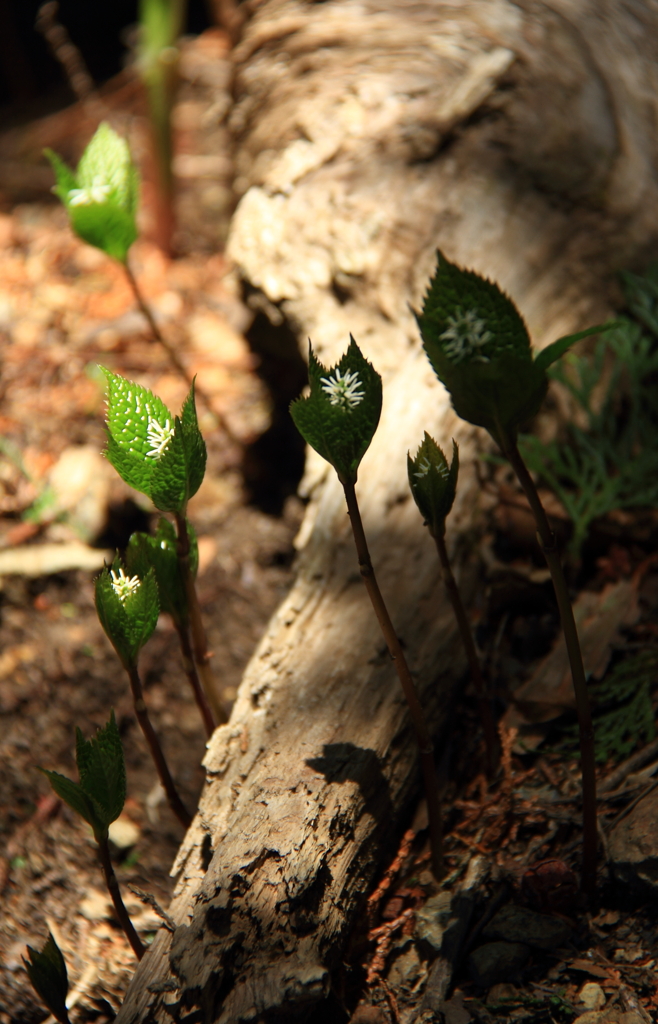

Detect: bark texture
[117, 2, 658, 1021]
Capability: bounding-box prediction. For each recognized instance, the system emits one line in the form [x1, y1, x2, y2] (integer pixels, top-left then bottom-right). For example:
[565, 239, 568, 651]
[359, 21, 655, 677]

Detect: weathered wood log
[117, 2, 658, 1020]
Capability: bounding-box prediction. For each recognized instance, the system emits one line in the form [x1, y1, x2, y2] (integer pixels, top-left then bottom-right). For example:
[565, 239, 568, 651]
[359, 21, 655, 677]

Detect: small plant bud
[45, 123, 139, 263]
[95, 558, 159, 668]
[407, 434, 458, 537]
[126, 517, 198, 624]
[23, 933, 71, 1024]
[290, 335, 382, 484]
[39, 711, 126, 844]
[102, 369, 206, 514]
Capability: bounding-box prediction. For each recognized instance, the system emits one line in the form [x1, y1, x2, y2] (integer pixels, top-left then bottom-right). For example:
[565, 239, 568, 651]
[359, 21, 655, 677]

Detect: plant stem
[431, 529, 498, 775]
[123, 258, 238, 444]
[96, 834, 145, 960]
[126, 662, 193, 828]
[174, 621, 216, 738]
[342, 478, 444, 879]
[503, 437, 597, 900]
[175, 513, 228, 725]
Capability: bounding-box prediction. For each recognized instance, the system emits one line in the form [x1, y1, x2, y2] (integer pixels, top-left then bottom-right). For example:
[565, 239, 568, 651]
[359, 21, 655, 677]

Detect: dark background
[0, 0, 212, 124]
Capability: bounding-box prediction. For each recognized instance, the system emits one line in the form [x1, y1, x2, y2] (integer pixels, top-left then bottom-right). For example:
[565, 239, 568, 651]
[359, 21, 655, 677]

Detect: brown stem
[175, 513, 228, 725]
[126, 662, 192, 829]
[342, 478, 444, 879]
[174, 621, 216, 738]
[431, 529, 498, 775]
[503, 437, 597, 901]
[122, 259, 239, 445]
[97, 834, 145, 960]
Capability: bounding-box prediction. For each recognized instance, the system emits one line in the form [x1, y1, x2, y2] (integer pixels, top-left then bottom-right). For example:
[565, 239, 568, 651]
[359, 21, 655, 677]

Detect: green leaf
[38, 768, 102, 834]
[290, 336, 382, 484]
[67, 202, 138, 263]
[45, 123, 139, 262]
[23, 933, 71, 1024]
[534, 321, 622, 372]
[75, 710, 126, 827]
[180, 380, 207, 499]
[126, 518, 197, 623]
[417, 252, 542, 446]
[95, 559, 160, 667]
[149, 418, 188, 512]
[408, 435, 459, 536]
[44, 149, 77, 204]
[40, 712, 126, 841]
[102, 367, 172, 497]
[430, 346, 548, 450]
[418, 250, 531, 365]
[102, 370, 206, 514]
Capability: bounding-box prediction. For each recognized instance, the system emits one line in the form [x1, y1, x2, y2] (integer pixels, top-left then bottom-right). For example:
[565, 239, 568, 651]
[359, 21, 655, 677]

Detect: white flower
[439, 307, 492, 364]
[414, 457, 449, 480]
[68, 175, 111, 207]
[145, 418, 174, 459]
[110, 568, 140, 602]
[320, 368, 365, 409]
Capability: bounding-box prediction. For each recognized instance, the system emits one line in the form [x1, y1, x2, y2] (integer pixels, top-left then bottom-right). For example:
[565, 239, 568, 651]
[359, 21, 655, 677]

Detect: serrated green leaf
[534, 321, 622, 372]
[102, 370, 206, 512]
[149, 418, 188, 512]
[77, 124, 138, 214]
[95, 560, 159, 666]
[75, 710, 126, 826]
[45, 124, 139, 262]
[418, 250, 531, 365]
[44, 149, 77, 204]
[23, 933, 70, 1024]
[102, 368, 173, 497]
[126, 517, 197, 623]
[38, 768, 101, 833]
[68, 202, 138, 263]
[417, 253, 545, 446]
[408, 435, 458, 536]
[180, 380, 207, 499]
[290, 336, 382, 483]
[104, 432, 150, 493]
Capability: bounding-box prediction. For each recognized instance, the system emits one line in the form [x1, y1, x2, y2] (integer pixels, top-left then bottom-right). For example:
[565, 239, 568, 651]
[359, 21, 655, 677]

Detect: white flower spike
[145, 418, 174, 459]
[320, 368, 365, 409]
[439, 307, 492, 364]
[413, 456, 449, 480]
[110, 568, 141, 602]
[68, 175, 111, 207]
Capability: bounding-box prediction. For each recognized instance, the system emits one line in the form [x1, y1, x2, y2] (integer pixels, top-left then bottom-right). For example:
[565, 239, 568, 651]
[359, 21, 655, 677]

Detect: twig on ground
[367, 828, 416, 926]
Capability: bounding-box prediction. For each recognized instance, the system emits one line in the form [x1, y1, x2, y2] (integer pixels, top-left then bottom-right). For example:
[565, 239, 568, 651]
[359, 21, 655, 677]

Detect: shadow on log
[117, 1, 658, 1020]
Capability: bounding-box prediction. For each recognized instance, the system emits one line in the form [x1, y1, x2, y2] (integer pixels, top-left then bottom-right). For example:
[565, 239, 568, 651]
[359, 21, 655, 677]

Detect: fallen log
[116, 1, 658, 1020]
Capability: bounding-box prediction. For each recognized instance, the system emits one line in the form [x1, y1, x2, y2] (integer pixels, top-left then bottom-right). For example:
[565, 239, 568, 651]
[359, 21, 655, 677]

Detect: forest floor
[2, 29, 658, 1024]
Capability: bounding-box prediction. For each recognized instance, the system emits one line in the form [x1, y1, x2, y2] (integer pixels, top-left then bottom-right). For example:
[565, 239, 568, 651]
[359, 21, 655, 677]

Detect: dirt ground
[2, 29, 658, 1024]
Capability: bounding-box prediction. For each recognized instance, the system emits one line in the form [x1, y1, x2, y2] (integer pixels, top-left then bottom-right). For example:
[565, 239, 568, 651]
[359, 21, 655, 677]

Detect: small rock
[482, 902, 571, 950]
[579, 982, 606, 1011]
[349, 1005, 388, 1024]
[573, 1012, 647, 1024]
[415, 892, 453, 954]
[108, 815, 141, 849]
[79, 888, 112, 921]
[467, 942, 530, 988]
[386, 939, 425, 992]
[487, 982, 518, 1005]
[609, 787, 658, 895]
[443, 992, 472, 1024]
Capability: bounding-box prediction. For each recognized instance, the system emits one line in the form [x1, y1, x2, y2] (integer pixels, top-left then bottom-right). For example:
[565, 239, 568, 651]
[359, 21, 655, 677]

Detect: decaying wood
[117, 2, 658, 1020]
